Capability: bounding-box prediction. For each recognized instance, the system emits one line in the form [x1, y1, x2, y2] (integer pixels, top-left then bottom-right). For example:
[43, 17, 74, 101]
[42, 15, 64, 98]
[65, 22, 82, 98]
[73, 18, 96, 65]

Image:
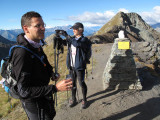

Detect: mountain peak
[94, 12, 160, 43]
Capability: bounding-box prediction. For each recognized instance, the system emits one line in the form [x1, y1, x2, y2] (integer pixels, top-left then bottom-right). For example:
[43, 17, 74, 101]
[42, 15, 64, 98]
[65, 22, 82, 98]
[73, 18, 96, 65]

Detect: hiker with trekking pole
[0, 11, 73, 120]
[57, 22, 92, 109]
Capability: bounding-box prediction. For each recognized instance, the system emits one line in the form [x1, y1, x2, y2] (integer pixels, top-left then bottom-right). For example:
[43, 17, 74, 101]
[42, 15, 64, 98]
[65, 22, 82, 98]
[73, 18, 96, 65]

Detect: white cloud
[153, 6, 160, 14]
[140, 6, 160, 25]
[68, 6, 160, 26]
[83, 23, 102, 27]
[68, 10, 115, 25]
[118, 8, 129, 13]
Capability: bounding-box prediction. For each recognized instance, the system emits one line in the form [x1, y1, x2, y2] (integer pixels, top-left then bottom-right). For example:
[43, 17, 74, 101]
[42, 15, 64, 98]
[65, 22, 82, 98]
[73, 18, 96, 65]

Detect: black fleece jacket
[12, 33, 57, 101]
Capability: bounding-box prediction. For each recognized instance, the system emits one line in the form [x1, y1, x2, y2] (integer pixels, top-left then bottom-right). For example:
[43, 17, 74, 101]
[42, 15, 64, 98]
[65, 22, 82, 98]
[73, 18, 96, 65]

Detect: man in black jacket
[66, 22, 88, 109]
[12, 11, 72, 120]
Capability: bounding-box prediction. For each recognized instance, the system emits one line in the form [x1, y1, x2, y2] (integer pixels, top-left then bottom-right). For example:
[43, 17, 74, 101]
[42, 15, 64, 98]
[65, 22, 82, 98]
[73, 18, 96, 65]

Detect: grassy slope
[96, 12, 121, 35]
[0, 43, 94, 119]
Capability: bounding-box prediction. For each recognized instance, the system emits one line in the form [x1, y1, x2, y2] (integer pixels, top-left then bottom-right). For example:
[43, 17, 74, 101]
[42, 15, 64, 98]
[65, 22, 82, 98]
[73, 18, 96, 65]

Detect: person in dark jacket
[12, 11, 72, 120]
[66, 22, 89, 109]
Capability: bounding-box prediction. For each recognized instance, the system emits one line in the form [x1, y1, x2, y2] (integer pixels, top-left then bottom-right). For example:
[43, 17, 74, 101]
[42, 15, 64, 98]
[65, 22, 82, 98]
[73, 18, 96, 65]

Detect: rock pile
[131, 41, 159, 64]
[102, 38, 142, 90]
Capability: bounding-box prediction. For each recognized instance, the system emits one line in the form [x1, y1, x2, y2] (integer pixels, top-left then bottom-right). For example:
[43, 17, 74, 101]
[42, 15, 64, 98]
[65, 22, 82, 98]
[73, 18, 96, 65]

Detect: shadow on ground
[101, 97, 160, 120]
[86, 89, 137, 109]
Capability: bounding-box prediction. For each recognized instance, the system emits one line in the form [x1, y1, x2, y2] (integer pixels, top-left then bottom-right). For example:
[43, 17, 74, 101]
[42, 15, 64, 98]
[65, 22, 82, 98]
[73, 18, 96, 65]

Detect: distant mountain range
[151, 23, 160, 32]
[0, 25, 101, 41]
[151, 23, 160, 29]
[0, 22, 159, 42]
[0, 25, 100, 60]
[0, 35, 16, 45]
[0, 29, 23, 42]
[0, 35, 16, 61]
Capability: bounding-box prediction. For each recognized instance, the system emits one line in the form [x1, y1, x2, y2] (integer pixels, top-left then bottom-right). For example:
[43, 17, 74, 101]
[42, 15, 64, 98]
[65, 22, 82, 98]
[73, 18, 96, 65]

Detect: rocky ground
[54, 43, 160, 120]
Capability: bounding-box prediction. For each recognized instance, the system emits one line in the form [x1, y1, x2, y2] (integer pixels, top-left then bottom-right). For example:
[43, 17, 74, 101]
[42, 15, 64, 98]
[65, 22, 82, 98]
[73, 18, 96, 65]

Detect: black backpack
[0, 45, 45, 99]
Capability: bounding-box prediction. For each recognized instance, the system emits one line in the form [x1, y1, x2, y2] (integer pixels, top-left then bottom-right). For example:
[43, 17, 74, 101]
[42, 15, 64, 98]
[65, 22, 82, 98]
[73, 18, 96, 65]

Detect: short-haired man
[12, 11, 72, 120]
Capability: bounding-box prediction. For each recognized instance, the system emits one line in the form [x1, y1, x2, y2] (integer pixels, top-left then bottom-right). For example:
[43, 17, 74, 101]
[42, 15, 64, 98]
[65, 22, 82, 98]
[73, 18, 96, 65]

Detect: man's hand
[56, 79, 72, 91]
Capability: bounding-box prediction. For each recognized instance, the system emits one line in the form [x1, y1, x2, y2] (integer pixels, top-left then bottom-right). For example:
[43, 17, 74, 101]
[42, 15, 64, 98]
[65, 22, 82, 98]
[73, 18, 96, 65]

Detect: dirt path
[54, 44, 160, 120]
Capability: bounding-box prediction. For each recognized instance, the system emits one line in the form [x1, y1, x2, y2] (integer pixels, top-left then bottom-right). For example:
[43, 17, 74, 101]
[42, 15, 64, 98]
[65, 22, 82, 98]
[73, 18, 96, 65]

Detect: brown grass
[96, 12, 122, 35]
[0, 82, 20, 119]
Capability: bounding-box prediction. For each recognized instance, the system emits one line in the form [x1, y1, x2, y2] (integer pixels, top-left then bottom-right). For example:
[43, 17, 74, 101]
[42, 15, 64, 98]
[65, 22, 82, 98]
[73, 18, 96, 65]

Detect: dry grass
[0, 82, 20, 119]
[96, 12, 121, 35]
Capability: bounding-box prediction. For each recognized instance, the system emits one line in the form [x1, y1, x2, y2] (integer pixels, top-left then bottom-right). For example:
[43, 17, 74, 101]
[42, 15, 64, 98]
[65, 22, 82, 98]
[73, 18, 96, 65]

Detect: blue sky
[0, 0, 160, 29]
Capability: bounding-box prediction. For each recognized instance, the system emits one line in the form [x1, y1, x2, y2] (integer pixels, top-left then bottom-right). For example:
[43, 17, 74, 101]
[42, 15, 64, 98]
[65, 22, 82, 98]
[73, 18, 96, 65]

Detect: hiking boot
[81, 100, 87, 109]
[69, 99, 77, 107]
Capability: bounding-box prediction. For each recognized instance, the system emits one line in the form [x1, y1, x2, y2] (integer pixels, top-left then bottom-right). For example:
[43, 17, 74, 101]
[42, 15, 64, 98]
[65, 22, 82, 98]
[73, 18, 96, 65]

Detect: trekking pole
[8, 93, 12, 108]
[53, 31, 64, 106]
[66, 74, 71, 103]
[91, 54, 94, 79]
[53, 39, 58, 106]
[55, 49, 61, 106]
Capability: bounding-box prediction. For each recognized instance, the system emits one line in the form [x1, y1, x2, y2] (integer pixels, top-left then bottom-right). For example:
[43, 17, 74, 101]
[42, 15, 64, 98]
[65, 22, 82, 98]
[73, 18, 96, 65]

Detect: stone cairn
[102, 38, 142, 90]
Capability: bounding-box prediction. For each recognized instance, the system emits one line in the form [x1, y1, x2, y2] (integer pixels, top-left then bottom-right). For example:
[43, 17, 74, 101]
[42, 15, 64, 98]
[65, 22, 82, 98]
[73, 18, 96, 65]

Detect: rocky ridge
[90, 12, 160, 43]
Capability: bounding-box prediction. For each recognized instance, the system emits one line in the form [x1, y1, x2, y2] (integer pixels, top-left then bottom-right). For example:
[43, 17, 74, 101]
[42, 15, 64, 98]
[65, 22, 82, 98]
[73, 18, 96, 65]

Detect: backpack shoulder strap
[9, 45, 46, 66]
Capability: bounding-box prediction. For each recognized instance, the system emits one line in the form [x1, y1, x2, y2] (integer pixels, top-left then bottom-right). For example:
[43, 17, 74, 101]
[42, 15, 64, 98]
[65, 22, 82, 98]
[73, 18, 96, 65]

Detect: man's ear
[23, 25, 29, 33]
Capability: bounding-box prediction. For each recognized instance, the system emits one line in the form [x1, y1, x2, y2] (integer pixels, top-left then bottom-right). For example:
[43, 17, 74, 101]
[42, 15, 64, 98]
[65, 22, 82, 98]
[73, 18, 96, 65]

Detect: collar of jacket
[16, 33, 42, 52]
[73, 35, 84, 41]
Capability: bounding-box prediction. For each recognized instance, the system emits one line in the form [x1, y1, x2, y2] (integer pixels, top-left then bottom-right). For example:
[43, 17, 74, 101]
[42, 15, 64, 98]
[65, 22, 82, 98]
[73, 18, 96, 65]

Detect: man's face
[24, 17, 45, 42]
[73, 28, 82, 37]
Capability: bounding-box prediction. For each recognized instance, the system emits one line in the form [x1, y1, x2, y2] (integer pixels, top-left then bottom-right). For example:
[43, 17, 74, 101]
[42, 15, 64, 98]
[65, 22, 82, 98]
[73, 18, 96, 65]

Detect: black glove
[51, 72, 59, 81]
[62, 31, 68, 37]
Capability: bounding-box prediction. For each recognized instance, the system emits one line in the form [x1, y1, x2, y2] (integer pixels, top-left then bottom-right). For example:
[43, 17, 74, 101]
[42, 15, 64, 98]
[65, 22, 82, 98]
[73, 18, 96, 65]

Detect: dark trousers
[70, 69, 87, 101]
[21, 97, 56, 120]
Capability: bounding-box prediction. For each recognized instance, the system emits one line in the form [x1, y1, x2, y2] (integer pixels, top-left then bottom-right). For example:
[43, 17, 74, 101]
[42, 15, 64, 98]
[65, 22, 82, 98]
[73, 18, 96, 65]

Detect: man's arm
[72, 37, 89, 50]
[14, 48, 72, 99]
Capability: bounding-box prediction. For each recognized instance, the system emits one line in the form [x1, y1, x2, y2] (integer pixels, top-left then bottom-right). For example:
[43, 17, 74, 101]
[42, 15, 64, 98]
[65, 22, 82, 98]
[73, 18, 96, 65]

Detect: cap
[70, 22, 84, 29]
